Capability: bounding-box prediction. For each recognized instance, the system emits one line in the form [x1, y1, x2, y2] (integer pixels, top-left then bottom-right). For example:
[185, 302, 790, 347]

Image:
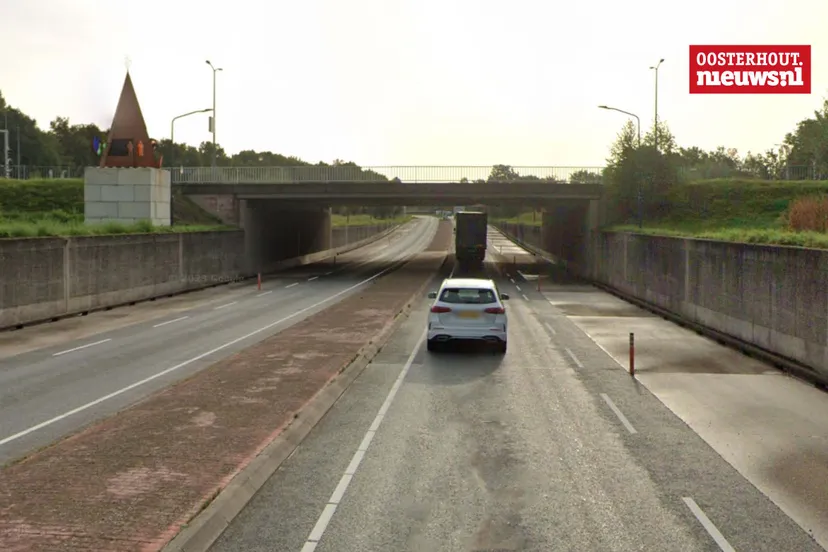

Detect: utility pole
[650, 58, 664, 152]
[206, 60, 223, 168]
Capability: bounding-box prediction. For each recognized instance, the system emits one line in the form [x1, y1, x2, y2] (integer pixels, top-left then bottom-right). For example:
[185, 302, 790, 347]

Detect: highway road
[210, 236, 823, 551]
[0, 217, 438, 466]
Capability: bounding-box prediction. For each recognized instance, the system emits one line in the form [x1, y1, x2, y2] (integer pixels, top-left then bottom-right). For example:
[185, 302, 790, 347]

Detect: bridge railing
[169, 166, 607, 184]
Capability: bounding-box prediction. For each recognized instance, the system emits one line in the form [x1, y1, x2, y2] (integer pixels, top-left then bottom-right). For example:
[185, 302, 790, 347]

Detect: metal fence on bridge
[167, 166, 606, 184]
[4, 164, 824, 183]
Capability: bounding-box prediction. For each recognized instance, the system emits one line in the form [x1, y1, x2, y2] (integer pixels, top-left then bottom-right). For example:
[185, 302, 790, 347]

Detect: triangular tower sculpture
[99, 71, 162, 168]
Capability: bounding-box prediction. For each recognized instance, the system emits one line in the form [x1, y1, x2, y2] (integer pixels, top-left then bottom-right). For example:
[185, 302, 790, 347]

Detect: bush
[0, 179, 83, 212]
[786, 195, 828, 232]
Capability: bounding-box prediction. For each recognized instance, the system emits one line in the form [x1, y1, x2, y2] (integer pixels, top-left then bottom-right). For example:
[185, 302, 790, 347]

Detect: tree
[570, 170, 602, 184]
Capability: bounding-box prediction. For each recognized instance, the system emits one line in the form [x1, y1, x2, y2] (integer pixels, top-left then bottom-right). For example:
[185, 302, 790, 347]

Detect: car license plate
[458, 311, 479, 319]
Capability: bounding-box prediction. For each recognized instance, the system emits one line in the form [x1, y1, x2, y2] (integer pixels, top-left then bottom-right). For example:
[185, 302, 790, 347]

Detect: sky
[1, 0, 826, 168]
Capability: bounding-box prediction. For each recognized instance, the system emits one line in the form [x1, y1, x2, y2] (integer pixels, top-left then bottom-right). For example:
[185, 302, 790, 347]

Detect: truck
[454, 211, 488, 266]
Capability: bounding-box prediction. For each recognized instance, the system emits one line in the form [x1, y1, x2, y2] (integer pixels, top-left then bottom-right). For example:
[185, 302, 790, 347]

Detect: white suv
[426, 278, 509, 353]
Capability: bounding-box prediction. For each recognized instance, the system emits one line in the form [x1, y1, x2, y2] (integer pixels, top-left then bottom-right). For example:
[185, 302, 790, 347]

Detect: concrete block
[134, 185, 152, 202]
[84, 167, 119, 186]
[118, 202, 151, 219]
[86, 202, 119, 218]
[101, 185, 135, 202]
[84, 185, 102, 202]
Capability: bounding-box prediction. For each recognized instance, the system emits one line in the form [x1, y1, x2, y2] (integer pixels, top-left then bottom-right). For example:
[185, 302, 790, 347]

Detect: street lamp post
[205, 60, 223, 168]
[598, 105, 640, 147]
[170, 108, 213, 168]
[650, 58, 664, 152]
[599, 105, 643, 228]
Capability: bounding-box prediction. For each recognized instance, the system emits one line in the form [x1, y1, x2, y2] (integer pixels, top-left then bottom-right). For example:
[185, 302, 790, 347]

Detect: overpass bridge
[172, 166, 605, 204]
[86, 165, 607, 277]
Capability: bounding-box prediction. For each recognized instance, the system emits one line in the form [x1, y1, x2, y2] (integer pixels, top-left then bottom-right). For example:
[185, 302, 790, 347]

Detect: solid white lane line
[286, 283, 299, 288]
[308, 276, 319, 281]
[153, 316, 189, 328]
[256, 291, 273, 297]
[0, 261, 417, 449]
[600, 393, 637, 434]
[682, 497, 736, 552]
[302, 330, 427, 550]
[564, 347, 584, 368]
[214, 301, 237, 310]
[52, 339, 112, 357]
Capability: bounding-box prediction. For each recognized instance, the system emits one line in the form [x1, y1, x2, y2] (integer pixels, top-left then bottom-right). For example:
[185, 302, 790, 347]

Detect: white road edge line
[301, 330, 427, 551]
[52, 338, 112, 357]
[308, 276, 319, 281]
[600, 393, 637, 434]
[564, 347, 583, 368]
[152, 316, 189, 328]
[546, 298, 630, 372]
[285, 282, 299, 288]
[0, 261, 412, 449]
[214, 301, 238, 310]
[682, 497, 736, 552]
[256, 291, 273, 297]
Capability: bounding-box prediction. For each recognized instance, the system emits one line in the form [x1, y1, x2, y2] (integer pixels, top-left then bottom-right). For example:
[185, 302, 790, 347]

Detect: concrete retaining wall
[0, 223, 397, 330]
[494, 222, 828, 380]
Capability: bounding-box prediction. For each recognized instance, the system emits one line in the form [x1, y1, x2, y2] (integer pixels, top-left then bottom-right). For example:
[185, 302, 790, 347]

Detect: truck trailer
[454, 211, 488, 266]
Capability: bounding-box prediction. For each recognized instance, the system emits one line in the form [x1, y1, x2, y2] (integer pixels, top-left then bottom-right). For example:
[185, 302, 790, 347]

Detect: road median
[0, 221, 453, 552]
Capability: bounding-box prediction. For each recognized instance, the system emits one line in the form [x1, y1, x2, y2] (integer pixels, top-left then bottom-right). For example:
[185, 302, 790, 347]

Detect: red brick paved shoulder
[0, 236, 448, 551]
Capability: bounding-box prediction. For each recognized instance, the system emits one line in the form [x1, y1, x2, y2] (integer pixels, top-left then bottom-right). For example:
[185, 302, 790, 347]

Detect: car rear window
[439, 288, 497, 304]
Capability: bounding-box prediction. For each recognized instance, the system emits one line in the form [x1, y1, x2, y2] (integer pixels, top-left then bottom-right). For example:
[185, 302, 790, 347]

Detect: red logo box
[689, 45, 811, 94]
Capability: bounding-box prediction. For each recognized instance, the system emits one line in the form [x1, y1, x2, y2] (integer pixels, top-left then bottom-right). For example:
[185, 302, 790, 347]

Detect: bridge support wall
[540, 199, 603, 269]
[240, 200, 332, 273]
[187, 194, 241, 225]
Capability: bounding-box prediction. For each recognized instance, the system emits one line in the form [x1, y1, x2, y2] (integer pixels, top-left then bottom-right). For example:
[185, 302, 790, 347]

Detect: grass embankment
[0, 179, 410, 238]
[497, 179, 828, 248]
[611, 179, 828, 248]
[0, 179, 231, 238]
[492, 211, 543, 226]
[330, 213, 413, 227]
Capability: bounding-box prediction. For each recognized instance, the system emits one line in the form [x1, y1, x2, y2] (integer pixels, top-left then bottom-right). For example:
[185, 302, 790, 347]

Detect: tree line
[603, 98, 828, 222]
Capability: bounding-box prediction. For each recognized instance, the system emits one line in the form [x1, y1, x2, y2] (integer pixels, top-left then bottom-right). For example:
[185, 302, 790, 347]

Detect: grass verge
[497, 179, 828, 248]
[0, 218, 237, 238]
[331, 213, 413, 227]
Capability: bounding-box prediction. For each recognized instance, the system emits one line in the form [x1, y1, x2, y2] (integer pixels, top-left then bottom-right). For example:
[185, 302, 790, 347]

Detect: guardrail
[169, 166, 606, 184]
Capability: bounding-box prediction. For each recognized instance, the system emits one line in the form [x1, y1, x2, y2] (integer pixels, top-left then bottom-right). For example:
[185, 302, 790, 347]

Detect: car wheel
[496, 341, 507, 354]
[427, 339, 438, 352]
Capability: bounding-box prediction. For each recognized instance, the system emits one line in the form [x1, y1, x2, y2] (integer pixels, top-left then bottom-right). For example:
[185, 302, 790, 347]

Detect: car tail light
[431, 306, 452, 313]
[484, 307, 505, 314]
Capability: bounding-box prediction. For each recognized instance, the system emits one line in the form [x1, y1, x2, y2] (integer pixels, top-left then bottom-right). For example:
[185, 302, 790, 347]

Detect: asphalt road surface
[0, 217, 438, 466]
[211, 250, 822, 552]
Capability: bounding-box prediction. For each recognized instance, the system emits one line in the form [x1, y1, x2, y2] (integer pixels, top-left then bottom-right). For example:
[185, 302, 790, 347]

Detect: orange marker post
[629, 332, 635, 376]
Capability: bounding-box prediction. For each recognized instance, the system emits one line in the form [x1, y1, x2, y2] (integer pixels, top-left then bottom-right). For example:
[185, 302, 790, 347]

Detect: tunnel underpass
[191, 188, 606, 278]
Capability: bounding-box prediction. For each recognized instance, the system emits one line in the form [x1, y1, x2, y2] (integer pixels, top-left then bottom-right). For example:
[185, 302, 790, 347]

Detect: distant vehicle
[426, 278, 509, 353]
[454, 211, 488, 266]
